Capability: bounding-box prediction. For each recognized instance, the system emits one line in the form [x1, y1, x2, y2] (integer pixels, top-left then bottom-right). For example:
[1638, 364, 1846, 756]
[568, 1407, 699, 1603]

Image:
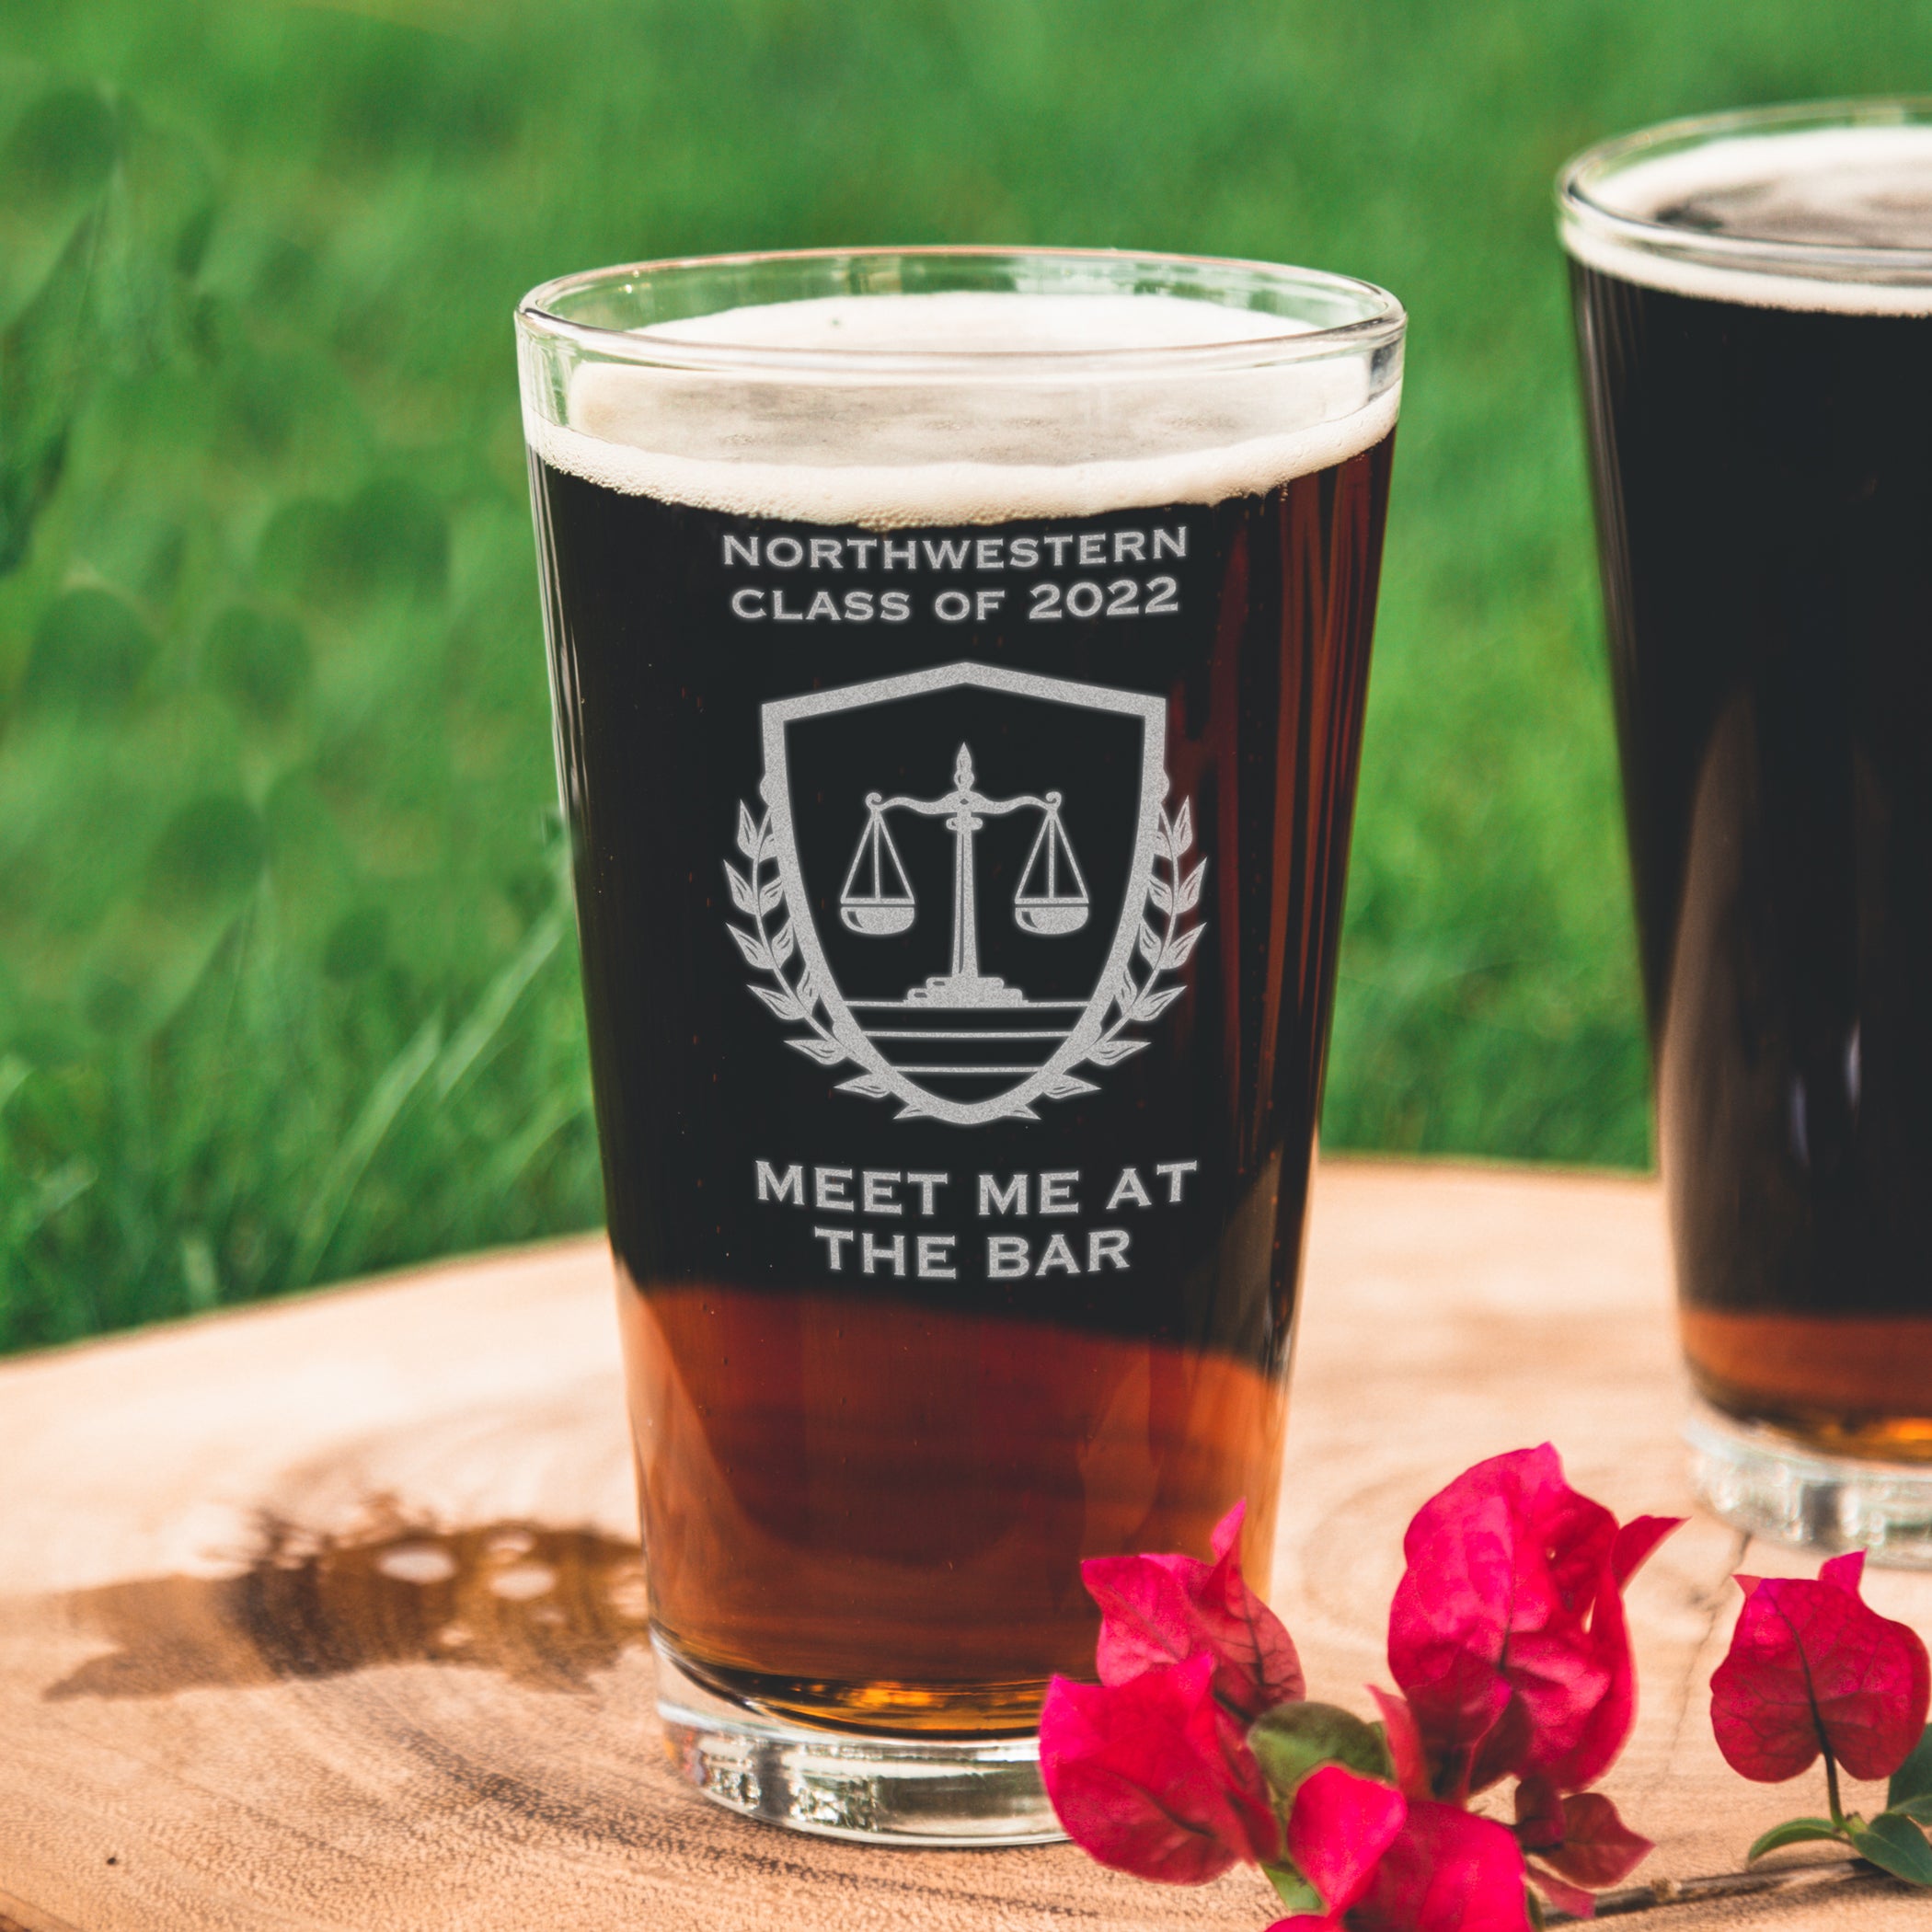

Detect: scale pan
[1016, 903, 1088, 937]
[843, 904, 915, 937]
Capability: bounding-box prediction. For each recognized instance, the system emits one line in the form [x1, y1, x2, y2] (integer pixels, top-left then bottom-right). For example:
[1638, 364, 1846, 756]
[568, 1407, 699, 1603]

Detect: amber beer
[1563, 109, 1932, 1543]
[516, 250, 1403, 1837]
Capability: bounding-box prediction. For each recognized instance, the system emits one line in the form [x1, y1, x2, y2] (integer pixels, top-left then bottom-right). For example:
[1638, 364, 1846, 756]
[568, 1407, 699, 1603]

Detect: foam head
[521, 289, 1401, 527]
[1563, 120, 1932, 316]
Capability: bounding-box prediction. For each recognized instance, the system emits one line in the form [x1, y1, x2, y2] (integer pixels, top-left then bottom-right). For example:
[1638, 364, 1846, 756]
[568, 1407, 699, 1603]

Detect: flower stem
[1824, 1748, 1845, 1827]
[1546, 1856, 1892, 1922]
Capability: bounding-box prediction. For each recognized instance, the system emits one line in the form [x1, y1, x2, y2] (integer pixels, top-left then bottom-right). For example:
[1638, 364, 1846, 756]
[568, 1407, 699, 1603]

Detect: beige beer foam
[523, 291, 1401, 527]
[1564, 122, 1932, 316]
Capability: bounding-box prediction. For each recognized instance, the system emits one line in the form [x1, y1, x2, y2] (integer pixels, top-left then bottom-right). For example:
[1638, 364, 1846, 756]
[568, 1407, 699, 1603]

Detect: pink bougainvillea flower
[1513, 1773, 1652, 1915]
[1710, 1550, 1932, 1784]
[1083, 1501, 1304, 1724]
[1386, 1444, 1682, 1797]
[1039, 1651, 1280, 1882]
[1346, 1800, 1534, 1932]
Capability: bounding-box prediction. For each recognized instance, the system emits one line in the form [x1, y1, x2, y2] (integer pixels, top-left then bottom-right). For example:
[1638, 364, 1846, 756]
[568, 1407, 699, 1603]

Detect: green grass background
[2, 0, 1926, 1352]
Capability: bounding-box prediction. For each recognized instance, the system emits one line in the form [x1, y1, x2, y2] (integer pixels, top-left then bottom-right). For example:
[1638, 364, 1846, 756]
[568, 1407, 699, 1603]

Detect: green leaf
[322, 906, 391, 983]
[0, 205, 100, 572]
[1888, 1725, 1932, 1812]
[145, 795, 266, 910]
[1747, 1816, 1846, 1861]
[3, 86, 121, 204]
[1891, 1793, 1932, 1826]
[433, 905, 566, 1100]
[1848, 1812, 1932, 1886]
[206, 606, 313, 723]
[1262, 1863, 1324, 1914]
[22, 588, 156, 714]
[0, 96, 207, 577]
[289, 1014, 443, 1285]
[1248, 1700, 1396, 1804]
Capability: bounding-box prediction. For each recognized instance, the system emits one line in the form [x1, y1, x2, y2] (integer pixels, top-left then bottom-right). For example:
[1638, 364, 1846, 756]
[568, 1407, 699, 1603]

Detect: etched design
[726, 661, 1203, 1127]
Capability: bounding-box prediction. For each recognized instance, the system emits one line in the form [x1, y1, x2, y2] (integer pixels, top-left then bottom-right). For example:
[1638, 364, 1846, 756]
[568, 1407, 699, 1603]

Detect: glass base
[1687, 1405, 1932, 1567]
[653, 1639, 1065, 1846]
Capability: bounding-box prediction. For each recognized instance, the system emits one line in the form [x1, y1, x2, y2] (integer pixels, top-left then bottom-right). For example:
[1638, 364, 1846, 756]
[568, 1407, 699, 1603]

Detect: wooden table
[3, 1161, 1928, 1930]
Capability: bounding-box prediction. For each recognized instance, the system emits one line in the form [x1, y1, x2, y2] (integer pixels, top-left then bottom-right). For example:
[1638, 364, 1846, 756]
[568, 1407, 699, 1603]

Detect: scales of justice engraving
[839, 743, 1090, 1008]
[726, 661, 1206, 1128]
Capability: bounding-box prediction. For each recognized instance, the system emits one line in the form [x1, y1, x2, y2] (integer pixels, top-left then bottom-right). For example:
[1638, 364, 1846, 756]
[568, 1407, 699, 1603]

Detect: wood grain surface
[2, 1160, 1928, 1929]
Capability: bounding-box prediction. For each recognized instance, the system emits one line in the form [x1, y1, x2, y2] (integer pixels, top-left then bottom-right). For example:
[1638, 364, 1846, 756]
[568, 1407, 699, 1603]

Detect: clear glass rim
[1558, 96, 1932, 279]
[514, 244, 1405, 379]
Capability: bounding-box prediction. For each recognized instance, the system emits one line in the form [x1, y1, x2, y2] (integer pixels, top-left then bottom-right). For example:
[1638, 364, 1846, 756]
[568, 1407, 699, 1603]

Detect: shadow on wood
[36, 1505, 648, 1702]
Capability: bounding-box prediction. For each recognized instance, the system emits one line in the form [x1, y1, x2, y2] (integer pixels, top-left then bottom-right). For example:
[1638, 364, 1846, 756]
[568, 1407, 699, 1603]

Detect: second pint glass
[515, 248, 1403, 1840]
[1564, 109, 1932, 1562]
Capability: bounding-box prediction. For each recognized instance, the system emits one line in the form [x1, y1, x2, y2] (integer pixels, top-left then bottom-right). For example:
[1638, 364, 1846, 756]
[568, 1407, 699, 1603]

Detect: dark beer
[519, 259, 1402, 1830]
[1566, 118, 1932, 1460]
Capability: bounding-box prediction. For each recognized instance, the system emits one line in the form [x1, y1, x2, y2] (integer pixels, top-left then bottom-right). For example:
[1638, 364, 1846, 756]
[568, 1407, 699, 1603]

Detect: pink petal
[1283, 1764, 1407, 1915]
[1710, 1566, 1932, 1783]
[1211, 1500, 1248, 1560]
[1532, 1572, 1632, 1790]
[1196, 1535, 1305, 1720]
[1527, 1865, 1598, 1918]
[1351, 1800, 1534, 1932]
[1039, 1655, 1277, 1882]
[1476, 1627, 1613, 1790]
[1512, 1772, 1565, 1851]
[1086, 1551, 1205, 1685]
[1211, 1702, 1289, 1863]
[1386, 1591, 1513, 1793]
[1083, 1510, 1303, 1724]
[1819, 1550, 1866, 1595]
[1369, 1685, 1432, 1800]
[1611, 1515, 1685, 1588]
[1540, 1791, 1653, 1890]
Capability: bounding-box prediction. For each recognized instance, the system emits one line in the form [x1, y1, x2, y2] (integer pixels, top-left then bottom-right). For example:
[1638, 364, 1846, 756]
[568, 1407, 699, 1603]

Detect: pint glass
[514, 248, 1403, 1838]
[1562, 107, 1932, 1558]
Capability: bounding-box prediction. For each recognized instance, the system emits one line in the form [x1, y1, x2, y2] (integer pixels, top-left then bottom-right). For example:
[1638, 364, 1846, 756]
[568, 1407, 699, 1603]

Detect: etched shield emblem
[724, 661, 1205, 1127]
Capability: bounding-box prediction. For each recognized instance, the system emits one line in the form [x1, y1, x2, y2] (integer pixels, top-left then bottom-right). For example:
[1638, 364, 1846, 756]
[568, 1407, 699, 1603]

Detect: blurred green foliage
[3, 0, 1929, 1351]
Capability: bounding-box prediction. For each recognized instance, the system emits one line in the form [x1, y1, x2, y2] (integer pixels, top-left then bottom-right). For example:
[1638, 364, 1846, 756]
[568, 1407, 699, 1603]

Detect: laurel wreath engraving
[1096, 796, 1206, 1067]
[721, 803, 884, 1090]
[724, 795, 1205, 1118]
